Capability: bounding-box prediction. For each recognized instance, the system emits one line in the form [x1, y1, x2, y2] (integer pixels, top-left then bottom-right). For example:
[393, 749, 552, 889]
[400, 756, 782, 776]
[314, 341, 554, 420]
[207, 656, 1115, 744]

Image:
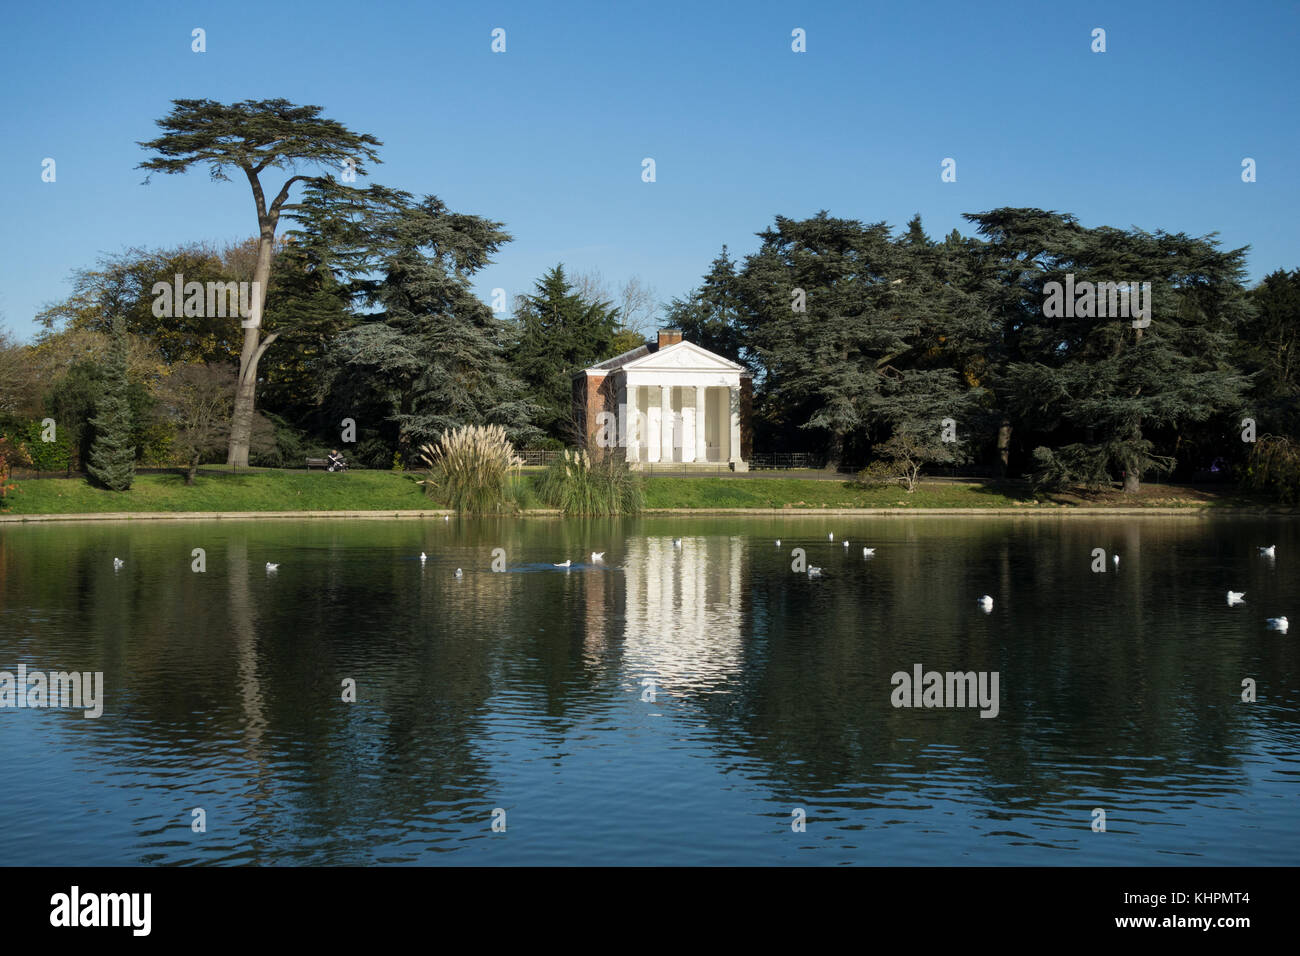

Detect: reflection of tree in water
[9, 516, 1296, 861]
[12, 522, 515, 863]
[677, 519, 1280, 818]
[229, 531, 513, 863]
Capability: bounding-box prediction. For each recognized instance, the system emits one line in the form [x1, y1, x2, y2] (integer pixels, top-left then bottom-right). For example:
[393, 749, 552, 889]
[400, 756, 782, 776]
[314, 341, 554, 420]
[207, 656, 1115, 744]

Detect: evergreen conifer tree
[86, 320, 137, 491]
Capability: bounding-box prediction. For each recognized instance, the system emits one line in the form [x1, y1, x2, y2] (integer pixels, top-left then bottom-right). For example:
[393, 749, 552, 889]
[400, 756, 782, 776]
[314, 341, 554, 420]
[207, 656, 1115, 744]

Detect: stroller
[327, 450, 348, 472]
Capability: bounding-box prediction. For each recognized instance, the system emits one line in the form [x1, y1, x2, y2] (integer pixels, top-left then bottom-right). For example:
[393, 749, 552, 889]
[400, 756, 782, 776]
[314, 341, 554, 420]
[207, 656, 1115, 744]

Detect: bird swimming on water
[1227, 591, 1245, 605]
[672, 538, 682, 548]
[862, 548, 875, 557]
[978, 595, 994, 612]
[807, 567, 822, 577]
[1259, 545, 1276, 558]
[591, 552, 605, 563]
[266, 563, 279, 572]
[113, 558, 124, 570]
[454, 568, 463, 577]
[554, 559, 572, 569]
[1267, 615, 1288, 632]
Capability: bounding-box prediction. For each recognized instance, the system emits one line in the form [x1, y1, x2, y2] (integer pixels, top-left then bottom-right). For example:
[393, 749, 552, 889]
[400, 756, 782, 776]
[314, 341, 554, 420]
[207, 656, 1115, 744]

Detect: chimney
[657, 328, 683, 348]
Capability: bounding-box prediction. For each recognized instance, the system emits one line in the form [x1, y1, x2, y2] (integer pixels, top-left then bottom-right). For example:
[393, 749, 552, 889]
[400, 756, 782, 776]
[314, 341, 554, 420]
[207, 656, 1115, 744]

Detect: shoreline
[2, 505, 1295, 523]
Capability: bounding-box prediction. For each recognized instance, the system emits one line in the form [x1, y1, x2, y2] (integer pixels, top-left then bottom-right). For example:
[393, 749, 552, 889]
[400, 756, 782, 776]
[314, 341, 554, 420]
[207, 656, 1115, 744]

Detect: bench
[306, 457, 341, 471]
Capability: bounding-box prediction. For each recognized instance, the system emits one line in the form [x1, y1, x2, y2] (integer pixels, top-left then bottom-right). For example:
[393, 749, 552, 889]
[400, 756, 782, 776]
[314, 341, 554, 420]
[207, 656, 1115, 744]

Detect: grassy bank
[2, 469, 430, 515]
[0, 468, 1270, 517]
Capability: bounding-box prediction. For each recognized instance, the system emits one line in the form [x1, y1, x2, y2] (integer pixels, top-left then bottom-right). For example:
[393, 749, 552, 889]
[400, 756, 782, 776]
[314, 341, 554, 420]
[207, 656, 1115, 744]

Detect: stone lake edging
[2, 505, 1296, 523]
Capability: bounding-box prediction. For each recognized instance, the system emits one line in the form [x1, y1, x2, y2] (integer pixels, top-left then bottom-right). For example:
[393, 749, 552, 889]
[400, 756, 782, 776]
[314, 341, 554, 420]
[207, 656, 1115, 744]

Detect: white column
[625, 385, 640, 462]
[695, 386, 708, 462]
[681, 391, 696, 463]
[728, 385, 744, 470]
[660, 385, 674, 463]
[646, 386, 661, 463]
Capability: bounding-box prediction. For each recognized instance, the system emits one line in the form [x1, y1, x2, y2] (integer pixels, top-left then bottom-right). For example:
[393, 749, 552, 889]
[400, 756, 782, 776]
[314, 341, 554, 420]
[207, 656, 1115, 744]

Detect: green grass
[3, 469, 431, 514]
[0, 469, 1266, 516]
[641, 478, 1029, 509]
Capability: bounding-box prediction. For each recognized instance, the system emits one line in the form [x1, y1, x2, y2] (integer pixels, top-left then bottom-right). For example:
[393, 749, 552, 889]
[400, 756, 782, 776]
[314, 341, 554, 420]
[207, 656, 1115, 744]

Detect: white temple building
[573, 329, 752, 470]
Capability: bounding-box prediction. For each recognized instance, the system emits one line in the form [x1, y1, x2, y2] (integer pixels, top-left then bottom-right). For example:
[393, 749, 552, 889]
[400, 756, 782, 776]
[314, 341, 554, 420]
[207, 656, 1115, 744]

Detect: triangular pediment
[620, 341, 743, 373]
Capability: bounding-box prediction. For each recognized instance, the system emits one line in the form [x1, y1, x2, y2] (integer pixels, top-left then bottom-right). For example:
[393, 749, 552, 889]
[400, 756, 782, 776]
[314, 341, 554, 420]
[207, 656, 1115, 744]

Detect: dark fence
[750, 452, 831, 470]
[517, 449, 563, 467]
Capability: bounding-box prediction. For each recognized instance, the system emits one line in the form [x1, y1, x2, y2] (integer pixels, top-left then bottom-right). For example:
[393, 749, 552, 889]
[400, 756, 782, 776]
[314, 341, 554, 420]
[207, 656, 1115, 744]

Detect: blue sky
[1, 0, 1296, 342]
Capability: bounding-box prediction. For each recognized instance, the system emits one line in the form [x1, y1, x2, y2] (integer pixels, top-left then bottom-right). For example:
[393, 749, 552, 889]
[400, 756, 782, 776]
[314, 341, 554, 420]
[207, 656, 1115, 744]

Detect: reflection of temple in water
[618, 536, 748, 696]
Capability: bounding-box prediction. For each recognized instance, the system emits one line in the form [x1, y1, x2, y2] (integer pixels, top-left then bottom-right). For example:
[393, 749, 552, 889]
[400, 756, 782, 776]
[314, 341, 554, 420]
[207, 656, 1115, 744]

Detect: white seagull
[1227, 591, 1246, 605]
[775, 539, 781, 547]
[807, 567, 823, 577]
[266, 563, 279, 572]
[454, 568, 463, 577]
[420, 552, 427, 563]
[862, 548, 875, 557]
[1113, 554, 1120, 568]
[843, 540, 850, 549]
[672, 538, 682, 549]
[1259, 545, 1276, 558]
[828, 533, 834, 541]
[591, 552, 605, 563]
[554, 559, 572, 569]
[1267, 616, 1289, 632]
[112, 558, 124, 570]
[978, 595, 994, 612]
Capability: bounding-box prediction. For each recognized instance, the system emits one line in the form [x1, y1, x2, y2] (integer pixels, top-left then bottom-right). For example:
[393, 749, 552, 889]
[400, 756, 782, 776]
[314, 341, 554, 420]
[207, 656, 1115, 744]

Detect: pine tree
[320, 194, 537, 465]
[968, 209, 1252, 493]
[509, 265, 620, 440]
[86, 320, 136, 490]
[736, 212, 984, 469]
[663, 246, 749, 365]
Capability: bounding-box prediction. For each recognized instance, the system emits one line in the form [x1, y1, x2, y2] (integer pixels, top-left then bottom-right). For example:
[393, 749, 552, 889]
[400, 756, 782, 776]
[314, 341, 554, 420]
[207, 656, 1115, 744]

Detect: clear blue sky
[1, 0, 1296, 342]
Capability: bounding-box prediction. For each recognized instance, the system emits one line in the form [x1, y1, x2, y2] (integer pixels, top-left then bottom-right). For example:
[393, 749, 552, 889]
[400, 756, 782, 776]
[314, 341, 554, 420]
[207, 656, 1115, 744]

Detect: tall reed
[417, 424, 523, 513]
[537, 448, 643, 515]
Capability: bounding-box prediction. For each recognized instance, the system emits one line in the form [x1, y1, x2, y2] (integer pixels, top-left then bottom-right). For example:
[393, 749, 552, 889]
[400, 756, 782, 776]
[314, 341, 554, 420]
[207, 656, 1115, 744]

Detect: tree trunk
[227, 355, 261, 468]
[1122, 416, 1144, 495]
[996, 418, 1012, 478]
[825, 430, 844, 473]
[227, 210, 277, 468]
[185, 462, 197, 486]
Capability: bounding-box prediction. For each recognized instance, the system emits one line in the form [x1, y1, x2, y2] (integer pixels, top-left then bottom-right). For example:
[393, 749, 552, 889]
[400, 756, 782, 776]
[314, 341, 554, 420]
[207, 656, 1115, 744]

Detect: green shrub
[17, 421, 72, 472]
[417, 424, 522, 513]
[537, 448, 643, 515]
[1242, 435, 1300, 503]
[854, 459, 901, 489]
[250, 412, 308, 468]
[857, 430, 960, 493]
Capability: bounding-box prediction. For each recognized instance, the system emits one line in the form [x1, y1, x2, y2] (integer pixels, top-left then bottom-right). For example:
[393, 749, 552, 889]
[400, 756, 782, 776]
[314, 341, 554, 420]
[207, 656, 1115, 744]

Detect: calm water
[1, 514, 1297, 866]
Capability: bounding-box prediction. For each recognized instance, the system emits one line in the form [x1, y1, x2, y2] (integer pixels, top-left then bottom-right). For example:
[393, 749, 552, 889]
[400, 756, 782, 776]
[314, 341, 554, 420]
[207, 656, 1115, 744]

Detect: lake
[1, 514, 1296, 865]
